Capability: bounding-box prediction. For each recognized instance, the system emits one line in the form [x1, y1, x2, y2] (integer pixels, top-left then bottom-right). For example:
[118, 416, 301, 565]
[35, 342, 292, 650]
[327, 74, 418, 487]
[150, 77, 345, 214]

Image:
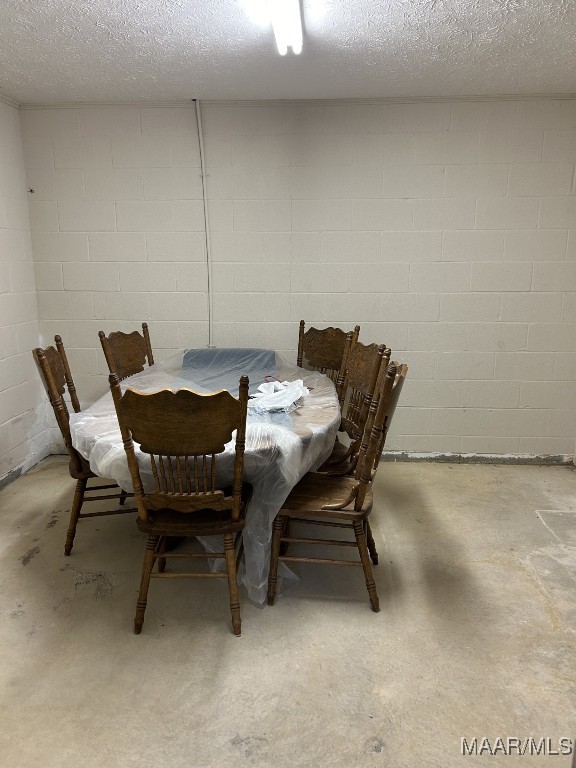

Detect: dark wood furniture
[110, 374, 252, 636]
[320, 339, 391, 476]
[375, 362, 408, 469]
[32, 336, 133, 556]
[267, 362, 397, 612]
[297, 321, 360, 397]
[99, 322, 154, 380]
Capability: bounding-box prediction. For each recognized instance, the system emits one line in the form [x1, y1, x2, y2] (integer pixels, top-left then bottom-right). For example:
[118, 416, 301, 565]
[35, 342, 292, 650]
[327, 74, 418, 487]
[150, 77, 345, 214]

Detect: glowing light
[268, 0, 303, 56]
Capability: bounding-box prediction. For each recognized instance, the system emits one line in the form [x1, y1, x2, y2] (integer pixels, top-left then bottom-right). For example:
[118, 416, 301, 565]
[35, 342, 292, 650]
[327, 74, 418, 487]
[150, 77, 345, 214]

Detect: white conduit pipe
[194, 98, 215, 348]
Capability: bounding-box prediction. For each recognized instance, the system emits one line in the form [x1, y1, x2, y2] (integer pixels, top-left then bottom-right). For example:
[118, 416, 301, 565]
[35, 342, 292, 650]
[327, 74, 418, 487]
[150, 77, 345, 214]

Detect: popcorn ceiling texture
[0, 0, 575, 103]
[22, 99, 576, 460]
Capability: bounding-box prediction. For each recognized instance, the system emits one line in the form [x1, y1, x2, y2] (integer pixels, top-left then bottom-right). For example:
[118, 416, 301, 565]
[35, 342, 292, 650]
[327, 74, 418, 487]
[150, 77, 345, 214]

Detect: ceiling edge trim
[0, 93, 20, 108]
[18, 93, 576, 109]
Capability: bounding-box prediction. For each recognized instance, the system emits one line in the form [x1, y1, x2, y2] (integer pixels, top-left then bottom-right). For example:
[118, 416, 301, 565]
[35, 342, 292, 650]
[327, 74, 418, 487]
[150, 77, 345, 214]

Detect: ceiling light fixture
[268, 0, 303, 55]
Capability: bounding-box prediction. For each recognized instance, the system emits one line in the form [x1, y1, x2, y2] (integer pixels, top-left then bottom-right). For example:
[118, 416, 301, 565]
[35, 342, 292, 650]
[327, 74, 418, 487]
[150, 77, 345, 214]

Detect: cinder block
[359, 133, 415, 165]
[532, 261, 576, 292]
[408, 322, 468, 352]
[494, 352, 556, 381]
[140, 107, 196, 135]
[504, 230, 567, 261]
[501, 292, 562, 322]
[84, 169, 143, 200]
[382, 231, 442, 262]
[440, 293, 501, 322]
[518, 437, 575, 455]
[520, 381, 575, 409]
[292, 199, 351, 232]
[562, 293, 576, 322]
[436, 352, 495, 380]
[34, 262, 64, 291]
[291, 263, 348, 293]
[402, 379, 461, 408]
[234, 262, 289, 292]
[445, 164, 508, 197]
[25, 169, 84, 201]
[450, 101, 518, 131]
[490, 408, 548, 437]
[471, 261, 532, 292]
[413, 131, 478, 164]
[442, 230, 504, 261]
[112, 136, 171, 168]
[79, 107, 142, 137]
[517, 100, 576, 129]
[31, 232, 88, 262]
[385, 102, 451, 132]
[143, 168, 202, 201]
[508, 163, 574, 196]
[410, 262, 470, 293]
[553, 353, 576, 380]
[352, 199, 413, 231]
[230, 136, 292, 168]
[170, 135, 202, 168]
[382, 165, 444, 198]
[233, 200, 291, 232]
[542, 130, 576, 162]
[116, 201, 173, 232]
[150, 292, 207, 321]
[538, 197, 576, 229]
[460, 436, 520, 454]
[467, 323, 528, 352]
[9, 262, 36, 293]
[58, 201, 116, 232]
[461, 380, 520, 408]
[349, 262, 409, 293]
[429, 407, 491, 436]
[478, 130, 543, 163]
[262, 233, 292, 262]
[28, 201, 59, 232]
[118, 262, 174, 292]
[381, 293, 439, 322]
[547, 410, 576, 437]
[476, 197, 539, 230]
[289, 135, 354, 166]
[93, 291, 150, 321]
[146, 232, 205, 262]
[175, 263, 209, 293]
[53, 137, 112, 169]
[528, 324, 576, 352]
[414, 199, 475, 231]
[89, 232, 146, 262]
[38, 291, 94, 320]
[173, 201, 205, 231]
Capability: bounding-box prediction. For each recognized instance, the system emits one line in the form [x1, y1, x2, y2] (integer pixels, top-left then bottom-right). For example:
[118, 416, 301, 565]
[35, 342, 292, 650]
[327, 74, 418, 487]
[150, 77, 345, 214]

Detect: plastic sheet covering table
[69, 348, 340, 603]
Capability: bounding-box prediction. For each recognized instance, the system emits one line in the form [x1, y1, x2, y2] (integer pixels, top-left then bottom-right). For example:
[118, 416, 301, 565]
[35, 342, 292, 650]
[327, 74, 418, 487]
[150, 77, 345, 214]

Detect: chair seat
[281, 473, 372, 521]
[136, 483, 253, 536]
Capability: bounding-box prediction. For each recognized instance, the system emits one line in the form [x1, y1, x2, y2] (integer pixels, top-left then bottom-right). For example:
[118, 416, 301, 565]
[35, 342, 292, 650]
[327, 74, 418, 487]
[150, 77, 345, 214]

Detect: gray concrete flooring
[0, 457, 574, 767]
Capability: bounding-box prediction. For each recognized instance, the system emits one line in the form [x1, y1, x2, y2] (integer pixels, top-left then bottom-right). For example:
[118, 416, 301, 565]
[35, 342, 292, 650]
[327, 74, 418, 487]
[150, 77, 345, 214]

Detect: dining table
[69, 347, 341, 603]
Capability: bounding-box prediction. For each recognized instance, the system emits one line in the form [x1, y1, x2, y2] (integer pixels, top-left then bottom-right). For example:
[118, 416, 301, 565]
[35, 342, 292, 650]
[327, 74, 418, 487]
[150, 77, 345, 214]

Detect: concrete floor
[0, 457, 575, 768]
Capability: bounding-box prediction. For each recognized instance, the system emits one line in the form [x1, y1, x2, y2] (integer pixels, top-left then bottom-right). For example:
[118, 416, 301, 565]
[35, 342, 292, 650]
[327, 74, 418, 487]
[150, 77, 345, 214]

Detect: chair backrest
[297, 321, 360, 387]
[110, 375, 249, 523]
[99, 323, 154, 380]
[373, 362, 408, 469]
[32, 335, 84, 473]
[353, 362, 398, 510]
[339, 340, 390, 442]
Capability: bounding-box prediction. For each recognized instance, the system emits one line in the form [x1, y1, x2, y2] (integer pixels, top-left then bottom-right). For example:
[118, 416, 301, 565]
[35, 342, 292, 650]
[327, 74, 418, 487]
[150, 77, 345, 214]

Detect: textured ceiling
[0, 0, 575, 103]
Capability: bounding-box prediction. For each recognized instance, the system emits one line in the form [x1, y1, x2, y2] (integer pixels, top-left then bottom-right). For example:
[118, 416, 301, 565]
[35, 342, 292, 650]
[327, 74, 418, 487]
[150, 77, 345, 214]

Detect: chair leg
[119, 489, 128, 506]
[64, 478, 87, 556]
[353, 521, 380, 613]
[235, 531, 244, 573]
[366, 520, 379, 565]
[134, 535, 159, 635]
[223, 533, 241, 636]
[267, 515, 284, 606]
[157, 536, 167, 573]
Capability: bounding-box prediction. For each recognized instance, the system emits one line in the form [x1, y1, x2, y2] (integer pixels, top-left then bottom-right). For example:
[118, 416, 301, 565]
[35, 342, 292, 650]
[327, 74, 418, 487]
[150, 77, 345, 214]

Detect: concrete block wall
[21, 99, 576, 459]
[0, 100, 49, 482]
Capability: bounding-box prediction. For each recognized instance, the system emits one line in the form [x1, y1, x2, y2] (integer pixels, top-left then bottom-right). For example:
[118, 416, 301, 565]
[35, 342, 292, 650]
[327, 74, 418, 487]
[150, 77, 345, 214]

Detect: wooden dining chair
[109, 374, 252, 636]
[267, 362, 397, 612]
[319, 339, 391, 476]
[32, 336, 133, 556]
[297, 321, 360, 397]
[99, 322, 154, 380]
[374, 363, 408, 470]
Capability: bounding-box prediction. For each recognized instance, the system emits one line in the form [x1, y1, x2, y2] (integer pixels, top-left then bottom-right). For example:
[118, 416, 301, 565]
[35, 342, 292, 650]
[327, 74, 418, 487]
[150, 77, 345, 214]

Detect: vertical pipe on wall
[194, 99, 215, 347]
